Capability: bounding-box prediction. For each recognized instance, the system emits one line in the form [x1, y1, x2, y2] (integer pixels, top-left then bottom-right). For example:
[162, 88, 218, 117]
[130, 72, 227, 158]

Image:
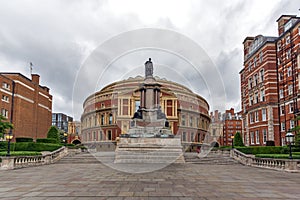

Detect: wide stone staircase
[56, 152, 105, 164]
[57, 150, 240, 166]
[184, 151, 240, 165]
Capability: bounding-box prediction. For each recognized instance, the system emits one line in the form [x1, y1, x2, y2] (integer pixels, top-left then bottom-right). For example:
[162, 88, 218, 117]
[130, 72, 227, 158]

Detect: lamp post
[231, 135, 235, 149]
[6, 134, 13, 157]
[64, 133, 68, 146]
[286, 131, 295, 159]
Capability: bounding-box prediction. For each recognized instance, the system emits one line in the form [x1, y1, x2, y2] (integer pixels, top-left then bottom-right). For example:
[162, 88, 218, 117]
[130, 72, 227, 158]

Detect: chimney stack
[31, 74, 40, 85]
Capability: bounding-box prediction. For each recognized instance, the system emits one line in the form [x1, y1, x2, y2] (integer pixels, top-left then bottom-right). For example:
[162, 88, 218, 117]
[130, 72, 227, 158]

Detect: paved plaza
[0, 153, 300, 200]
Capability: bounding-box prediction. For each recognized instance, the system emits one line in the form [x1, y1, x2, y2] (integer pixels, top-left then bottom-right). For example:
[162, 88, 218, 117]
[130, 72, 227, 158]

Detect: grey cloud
[0, 0, 297, 119]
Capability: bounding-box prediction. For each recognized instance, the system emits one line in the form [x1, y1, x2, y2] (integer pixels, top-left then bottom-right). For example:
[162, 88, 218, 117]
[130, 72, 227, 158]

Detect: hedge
[255, 154, 300, 159]
[13, 142, 62, 152]
[0, 141, 8, 149]
[36, 138, 58, 144]
[236, 146, 300, 155]
[16, 137, 33, 143]
[0, 141, 62, 152]
[0, 151, 42, 156]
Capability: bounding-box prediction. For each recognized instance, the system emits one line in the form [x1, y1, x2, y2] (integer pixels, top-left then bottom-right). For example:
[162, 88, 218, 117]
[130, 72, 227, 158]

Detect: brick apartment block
[0, 73, 52, 141]
[240, 14, 300, 146]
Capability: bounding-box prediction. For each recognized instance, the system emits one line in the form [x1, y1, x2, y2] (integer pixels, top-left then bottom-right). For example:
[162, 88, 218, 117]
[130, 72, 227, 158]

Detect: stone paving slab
[1, 155, 300, 199]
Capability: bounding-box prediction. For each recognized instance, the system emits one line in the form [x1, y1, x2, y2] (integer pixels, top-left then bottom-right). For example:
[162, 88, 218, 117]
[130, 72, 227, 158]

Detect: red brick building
[240, 14, 300, 146]
[0, 73, 52, 141]
[81, 75, 211, 145]
[240, 35, 279, 146]
[276, 15, 300, 145]
[222, 108, 242, 146]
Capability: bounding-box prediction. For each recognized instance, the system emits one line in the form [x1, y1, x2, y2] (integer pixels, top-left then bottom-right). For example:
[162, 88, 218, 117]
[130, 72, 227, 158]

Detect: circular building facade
[81, 75, 210, 147]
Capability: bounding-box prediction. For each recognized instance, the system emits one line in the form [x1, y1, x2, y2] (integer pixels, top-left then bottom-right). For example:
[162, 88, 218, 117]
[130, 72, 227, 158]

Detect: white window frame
[260, 69, 264, 82]
[249, 78, 253, 89]
[287, 50, 291, 60]
[260, 89, 265, 102]
[279, 72, 283, 81]
[288, 84, 293, 95]
[262, 108, 266, 121]
[290, 120, 295, 129]
[279, 89, 284, 99]
[256, 130, 260, 144]
[281, 122, 285, 131]
[2, 82, 10, 90]
[255, 111, 259, 122]
[249, 95, 253, 106]
[263, 129, 267, 144]
[1, 109, 8, 118]
[250, 113, 254, 124]
[254, 74, 258, 86]
[250, 132, 255, 144]
[287, 66, 292, 76]
[1, 95, 9, 103]
[280, 105, 285, 115]
[255, 92, 259, 104]
[289, 103, 294, 113]
[248, 62, 252, 72]
[277, 41, 281, 51]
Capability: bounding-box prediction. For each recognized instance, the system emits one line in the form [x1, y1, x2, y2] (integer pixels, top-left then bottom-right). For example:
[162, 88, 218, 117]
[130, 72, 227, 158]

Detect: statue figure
[133, 106, 142, 119]
[145, 58, 153, 77]
[157, 106, 166, 119]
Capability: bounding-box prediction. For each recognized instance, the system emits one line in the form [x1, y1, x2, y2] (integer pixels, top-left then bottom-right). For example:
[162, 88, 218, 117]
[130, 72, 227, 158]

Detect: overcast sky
[0, 0, 299, 120]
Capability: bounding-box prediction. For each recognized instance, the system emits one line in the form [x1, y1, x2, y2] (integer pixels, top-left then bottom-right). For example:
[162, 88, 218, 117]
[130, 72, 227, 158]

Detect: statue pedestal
[114, 137, 185, 164]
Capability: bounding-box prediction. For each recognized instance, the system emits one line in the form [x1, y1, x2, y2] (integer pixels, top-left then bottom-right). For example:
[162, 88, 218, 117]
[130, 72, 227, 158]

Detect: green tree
[59, 130, 67, 143]
[47, 126, 60, 143]
[0, 115, 13, 139]
[234, 132, 244, 147]
[290, 116, 300, 147]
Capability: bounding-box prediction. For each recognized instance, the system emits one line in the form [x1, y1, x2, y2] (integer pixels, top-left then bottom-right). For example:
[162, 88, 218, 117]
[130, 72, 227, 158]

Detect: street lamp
[6, 134, 13, 157]
[64, 133, 68, 146]
[231, 135, 235, 149]
[286, 131, 295, 159]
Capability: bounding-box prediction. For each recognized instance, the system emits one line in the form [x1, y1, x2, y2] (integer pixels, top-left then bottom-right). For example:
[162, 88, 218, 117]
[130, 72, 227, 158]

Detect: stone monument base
[114, 138, 185, 164]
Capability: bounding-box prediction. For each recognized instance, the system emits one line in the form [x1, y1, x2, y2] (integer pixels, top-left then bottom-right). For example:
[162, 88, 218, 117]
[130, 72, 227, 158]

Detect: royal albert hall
[81, 68, 211, 146]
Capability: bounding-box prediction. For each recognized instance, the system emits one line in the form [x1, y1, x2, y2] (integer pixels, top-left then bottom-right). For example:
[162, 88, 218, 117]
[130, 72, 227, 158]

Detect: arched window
[109, 114, 113, 124]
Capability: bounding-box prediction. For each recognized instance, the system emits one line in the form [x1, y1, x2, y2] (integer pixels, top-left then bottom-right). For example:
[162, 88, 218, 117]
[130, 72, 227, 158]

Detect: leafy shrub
[236, 146, 285, 155]
[14, 142, 62, 152]
[255, 154, 300, 159]
[16, 137, 33, 143]
[47, 126, 60, 143]
[36, 138, 58, 144]
[0, 141, 8, 149]
[0, 151, 41, 156]
[234, 132, 244, 147]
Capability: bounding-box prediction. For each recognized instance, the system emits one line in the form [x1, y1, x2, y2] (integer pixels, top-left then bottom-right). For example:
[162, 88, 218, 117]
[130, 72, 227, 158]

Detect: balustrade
[231, 148, 299, 172]
[0, 146, 68, 170]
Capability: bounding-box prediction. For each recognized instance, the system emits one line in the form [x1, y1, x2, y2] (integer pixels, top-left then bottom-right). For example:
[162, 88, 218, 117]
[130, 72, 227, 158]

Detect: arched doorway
[72, 139, 81, 145]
